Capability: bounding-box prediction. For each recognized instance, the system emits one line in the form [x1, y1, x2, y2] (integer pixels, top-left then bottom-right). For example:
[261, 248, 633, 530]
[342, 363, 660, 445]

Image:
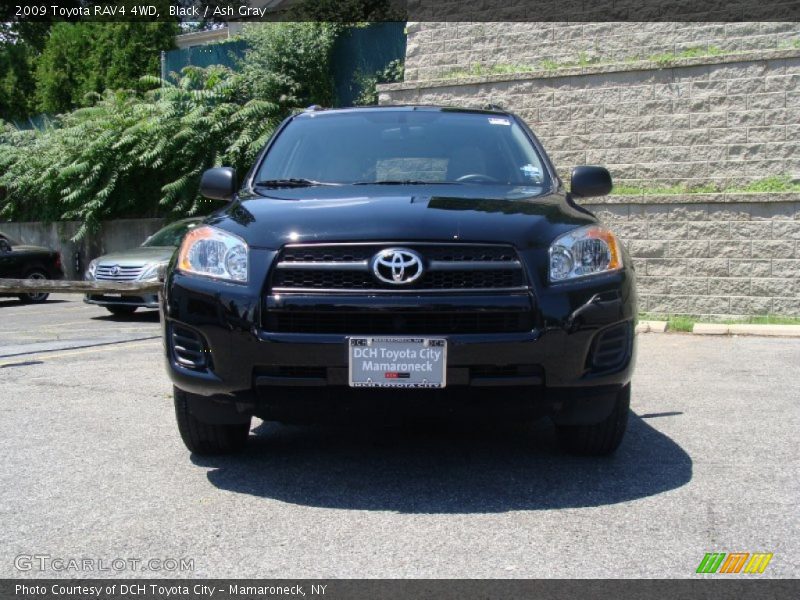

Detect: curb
[692, 323, 800, 337]
[635, 320, 668, 334]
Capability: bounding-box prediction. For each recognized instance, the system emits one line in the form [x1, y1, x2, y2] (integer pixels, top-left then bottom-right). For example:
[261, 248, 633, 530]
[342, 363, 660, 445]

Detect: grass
[442, 62, 537, 78]
[639, 313, 800, 332]
[612, 183, 717, 196]
[610, 176, 800, 196]
[648, 45, 723, 67]
[728, 175, 800, 193]
[439, 40, 791, 81]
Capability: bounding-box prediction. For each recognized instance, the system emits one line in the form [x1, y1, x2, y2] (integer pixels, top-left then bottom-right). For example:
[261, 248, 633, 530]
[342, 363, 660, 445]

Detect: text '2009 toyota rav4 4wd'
[163, 106, 636, 457]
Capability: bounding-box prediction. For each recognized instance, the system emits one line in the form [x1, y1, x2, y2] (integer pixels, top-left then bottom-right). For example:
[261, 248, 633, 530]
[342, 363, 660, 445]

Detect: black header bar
[3, 0, 800, 23]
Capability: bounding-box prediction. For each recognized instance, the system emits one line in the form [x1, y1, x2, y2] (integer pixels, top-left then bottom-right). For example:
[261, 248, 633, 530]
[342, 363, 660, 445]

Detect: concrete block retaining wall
[584, 194, 800, 317]
[404, 22, 800, 82]
[380, 50, 800, 189]
[379, 47, 800, 316]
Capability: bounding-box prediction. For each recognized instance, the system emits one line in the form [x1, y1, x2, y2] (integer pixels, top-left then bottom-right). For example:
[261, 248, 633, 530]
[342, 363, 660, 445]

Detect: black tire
[556, 384, 630, 456]
[173, 387, 250, 455]
[17, 270, 50, 304]
[106, 305, 137, 315]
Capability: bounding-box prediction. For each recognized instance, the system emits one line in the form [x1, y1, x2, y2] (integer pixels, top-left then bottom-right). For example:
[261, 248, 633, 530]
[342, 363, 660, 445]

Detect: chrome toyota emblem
[371, 248, 424, 285]
[110, 265, 121, 276]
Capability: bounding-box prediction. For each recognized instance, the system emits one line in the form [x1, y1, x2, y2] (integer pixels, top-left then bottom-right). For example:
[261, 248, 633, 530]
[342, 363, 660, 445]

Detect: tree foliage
[237, 22, 340, 110]
[0, 23, 342, 238]
[34, 21, 178, 115]
[0, 22, 51, 123]
[354, 58, 405, 106]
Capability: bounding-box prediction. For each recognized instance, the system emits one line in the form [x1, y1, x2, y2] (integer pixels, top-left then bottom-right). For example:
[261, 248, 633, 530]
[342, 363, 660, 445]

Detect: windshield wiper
[352, 180, 454, 185]
[253, 178, 339, 188]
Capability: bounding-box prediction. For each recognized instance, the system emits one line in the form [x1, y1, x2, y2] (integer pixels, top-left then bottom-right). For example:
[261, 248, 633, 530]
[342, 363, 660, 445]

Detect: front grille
[589, 323, 631, 371]
[95, 264, 144, 281]
[170, 325, 209, 370]
[274, 269, 522, 290]
[263, 310, 534, 334]
[270, 243, 526, 292]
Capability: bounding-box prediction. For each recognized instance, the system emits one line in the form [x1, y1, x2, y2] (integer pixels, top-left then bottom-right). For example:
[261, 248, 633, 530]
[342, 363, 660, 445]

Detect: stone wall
[380, 51, 800, 189]
[404, 22, 800, 82]
[379, 43, 800, 316]
[584, 195, 800, 317]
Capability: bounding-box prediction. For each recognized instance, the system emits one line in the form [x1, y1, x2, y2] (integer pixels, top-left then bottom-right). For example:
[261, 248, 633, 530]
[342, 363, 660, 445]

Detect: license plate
[348, 337, 447, 389]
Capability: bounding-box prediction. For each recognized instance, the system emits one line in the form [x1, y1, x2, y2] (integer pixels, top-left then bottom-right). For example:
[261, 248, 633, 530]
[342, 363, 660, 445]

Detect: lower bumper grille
[263, 310, 535, 335]
[589, 322, 632, 371]
[170, 325, 209, 370]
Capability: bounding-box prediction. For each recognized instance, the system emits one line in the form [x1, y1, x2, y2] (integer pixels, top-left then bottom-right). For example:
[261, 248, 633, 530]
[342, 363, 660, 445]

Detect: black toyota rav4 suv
[163, 106, 636, 457]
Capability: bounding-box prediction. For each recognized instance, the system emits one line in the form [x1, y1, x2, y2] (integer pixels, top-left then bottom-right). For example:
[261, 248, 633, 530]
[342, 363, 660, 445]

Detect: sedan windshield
[255, 110, 550, 187]
[142, 220, 199, 248]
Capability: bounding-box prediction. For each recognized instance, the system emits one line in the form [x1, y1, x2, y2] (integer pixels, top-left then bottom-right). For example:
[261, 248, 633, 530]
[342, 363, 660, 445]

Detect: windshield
[255, 110, 550, 187]
[142, 220, 199, 248]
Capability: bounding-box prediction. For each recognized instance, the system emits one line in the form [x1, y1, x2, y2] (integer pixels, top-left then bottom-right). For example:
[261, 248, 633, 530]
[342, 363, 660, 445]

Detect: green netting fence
[161, 23, 406, 107]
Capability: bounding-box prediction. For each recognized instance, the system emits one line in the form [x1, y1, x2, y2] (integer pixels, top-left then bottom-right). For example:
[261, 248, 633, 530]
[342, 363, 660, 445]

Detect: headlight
[177, 225, 248, 283]
[549, 225, 623, 282]
[85, 259, 98, 280]
[139, 262, 166, 281]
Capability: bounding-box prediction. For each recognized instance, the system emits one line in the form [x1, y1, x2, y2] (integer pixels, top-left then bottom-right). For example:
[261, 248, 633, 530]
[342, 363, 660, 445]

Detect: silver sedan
[84, 218, 201, 315]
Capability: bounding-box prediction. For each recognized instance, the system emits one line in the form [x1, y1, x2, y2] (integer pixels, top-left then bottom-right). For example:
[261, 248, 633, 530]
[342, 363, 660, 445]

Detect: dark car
[163, 106, 636, 457]
[0, 232, 64, 303]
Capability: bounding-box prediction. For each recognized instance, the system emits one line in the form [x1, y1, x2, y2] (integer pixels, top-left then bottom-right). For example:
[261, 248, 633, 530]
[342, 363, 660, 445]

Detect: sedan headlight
[177, 225, 248, 283]
[139, 262, 167, 281]
[549, 225, 623, 282]
[85, 259, 98, 280]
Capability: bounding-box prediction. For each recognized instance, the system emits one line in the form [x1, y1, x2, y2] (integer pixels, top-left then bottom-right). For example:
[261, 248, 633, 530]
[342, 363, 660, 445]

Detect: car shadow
[193, 412, 692, 513]
[91, 310, 160, 323]
[0, 298, 70, 307]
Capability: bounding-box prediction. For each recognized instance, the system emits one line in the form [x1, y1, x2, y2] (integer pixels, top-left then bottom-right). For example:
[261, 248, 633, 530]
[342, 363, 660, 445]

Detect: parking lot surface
[1, 294, 798, 578]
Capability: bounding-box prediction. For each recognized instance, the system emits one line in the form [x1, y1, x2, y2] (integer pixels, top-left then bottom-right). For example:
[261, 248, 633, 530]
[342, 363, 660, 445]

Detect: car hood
[208, 185, 597, 250]
[93, 246, 176, 266]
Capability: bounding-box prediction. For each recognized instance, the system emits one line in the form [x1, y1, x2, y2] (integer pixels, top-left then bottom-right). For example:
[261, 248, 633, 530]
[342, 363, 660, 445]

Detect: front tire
[173, 387, 250, 455]
[17, 270, 50, 304]
[556, 384, 630, 456]
[106, 305, 137, 315]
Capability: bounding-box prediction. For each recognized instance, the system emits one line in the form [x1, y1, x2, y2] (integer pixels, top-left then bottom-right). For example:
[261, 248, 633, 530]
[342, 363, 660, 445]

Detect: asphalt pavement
[0, 294, 798, 578]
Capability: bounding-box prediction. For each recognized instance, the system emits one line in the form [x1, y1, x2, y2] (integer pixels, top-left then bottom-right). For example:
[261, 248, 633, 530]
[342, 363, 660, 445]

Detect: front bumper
[84, 293, 160, 309]
[162, 256, 637, 421]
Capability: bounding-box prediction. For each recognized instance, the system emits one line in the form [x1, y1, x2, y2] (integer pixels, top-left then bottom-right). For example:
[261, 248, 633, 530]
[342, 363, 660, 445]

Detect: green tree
[1, 67, 281, 235]
[238, 23, 339, 109]
[0, 22, 344, 236]
[34, 21, 178, 115]
[0, 43, 36, 122]
[0, 21, 52, 122]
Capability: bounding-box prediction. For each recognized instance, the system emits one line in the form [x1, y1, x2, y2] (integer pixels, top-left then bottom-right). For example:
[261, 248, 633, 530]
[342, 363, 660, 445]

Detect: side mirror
[570, 166, 613, 198]
[199, 167, 237, 201]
